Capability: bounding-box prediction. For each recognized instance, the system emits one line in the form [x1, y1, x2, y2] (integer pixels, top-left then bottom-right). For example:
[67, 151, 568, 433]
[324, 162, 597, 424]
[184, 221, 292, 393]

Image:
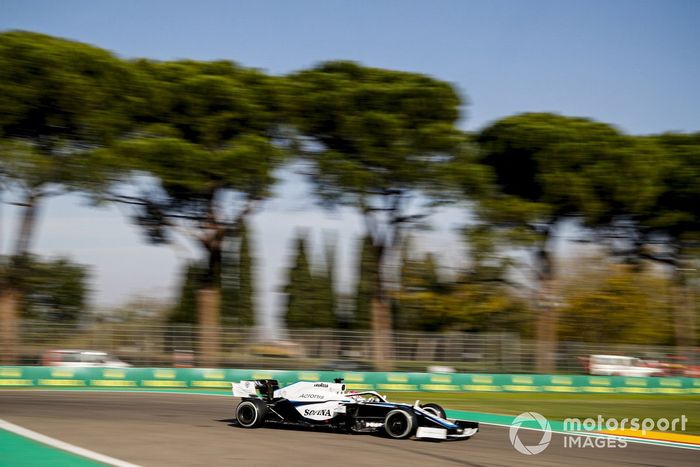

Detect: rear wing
[231, 381, 257, 398]
[231, 379, 280, 400]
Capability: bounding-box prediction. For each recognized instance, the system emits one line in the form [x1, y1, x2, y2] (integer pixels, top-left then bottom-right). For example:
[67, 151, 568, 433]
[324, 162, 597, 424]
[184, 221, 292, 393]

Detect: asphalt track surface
[0, 391, 696, 466]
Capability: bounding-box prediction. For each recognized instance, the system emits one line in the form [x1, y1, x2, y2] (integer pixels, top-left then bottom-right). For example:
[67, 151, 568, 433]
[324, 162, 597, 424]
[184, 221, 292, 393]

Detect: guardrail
[9, 321, 698, 374]
[1, 367, 699, 394]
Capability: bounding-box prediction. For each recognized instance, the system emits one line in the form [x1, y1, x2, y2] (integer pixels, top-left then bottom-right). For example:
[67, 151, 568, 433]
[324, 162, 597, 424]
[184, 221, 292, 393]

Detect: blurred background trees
[0, 31, 135, 363]
[283, 231, 337, 329]
[222, 219, 256, 327]
[472, 113, 667, 371]
[284, 61, 470, 368]
[0, 255, 89, 322]
[103, 59, 282, 366]
[557, 260, 674, 345]
[0, 31, 697, 368]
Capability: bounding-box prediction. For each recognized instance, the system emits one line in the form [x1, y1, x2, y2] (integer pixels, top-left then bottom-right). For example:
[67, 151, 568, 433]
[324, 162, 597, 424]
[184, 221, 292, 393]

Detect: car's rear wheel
[384, 409, 417, 439]
[421, 403, 446, 419]
[236, 399, 267, 428]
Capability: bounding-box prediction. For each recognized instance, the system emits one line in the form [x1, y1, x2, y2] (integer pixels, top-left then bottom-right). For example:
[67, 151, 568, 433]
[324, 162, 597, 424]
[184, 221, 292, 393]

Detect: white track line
[0, 419, 140, 467]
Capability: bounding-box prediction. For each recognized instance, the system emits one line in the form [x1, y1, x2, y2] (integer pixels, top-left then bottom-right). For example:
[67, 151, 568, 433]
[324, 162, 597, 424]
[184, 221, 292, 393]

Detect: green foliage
[105, 59, 284, 291]
[236, 223, 255, 326]
[0, 31, 141, 196]
[558, 265, 674, 345]
[396, 281, 527, 333]
[476, 113, 666, 228]
[352, 235, 376, 329]
[285, 60, 463, 202]
[641, 133, 700, 246]
[316, 234, 338, 328]
[283, 234, 314, 328]
[1, 31, 697, 343]
[169, 262, 205, 324]
[0, 255, 89, 322]
[0, 31, 139, 144]
[396, 239, 526, 332]
[285, 62, 467, 341]
[171, 222, 258, 326]
[283, 232, 337, 329]
[221, 220, 256, 326]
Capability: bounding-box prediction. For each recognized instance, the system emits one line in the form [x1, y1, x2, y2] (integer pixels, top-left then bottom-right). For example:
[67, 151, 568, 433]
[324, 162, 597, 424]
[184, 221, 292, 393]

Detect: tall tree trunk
[672, 266, 696, 349]
[1, 191, 41, 364]
[197, 287, 221, 368]
[15, 192, 40, 257]
[235, 221, 255, 327]
[197, 233, 224, 368]
[370, 243, 394, 371]
[0, 289, 19, 365]
[535, 228, 558, 374]
[370, 294, 393, 371]
[0, 190, 3, 256]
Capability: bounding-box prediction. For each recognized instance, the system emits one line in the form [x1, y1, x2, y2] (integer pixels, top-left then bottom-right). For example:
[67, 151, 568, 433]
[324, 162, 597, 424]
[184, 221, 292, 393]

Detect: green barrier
[0, 366, 698, 394]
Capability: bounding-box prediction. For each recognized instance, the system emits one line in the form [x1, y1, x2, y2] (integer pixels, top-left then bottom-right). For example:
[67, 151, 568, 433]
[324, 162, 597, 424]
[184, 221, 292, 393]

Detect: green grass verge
[387, 392, 700, 434]
[0, 428, 102, 466]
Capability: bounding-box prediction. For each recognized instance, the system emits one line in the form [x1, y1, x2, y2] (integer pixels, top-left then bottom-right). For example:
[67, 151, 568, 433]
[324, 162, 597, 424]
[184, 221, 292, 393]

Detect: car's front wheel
[236, 399, 267, 428]
[420, 403, 446, 419]
[384, 409, 417, 439]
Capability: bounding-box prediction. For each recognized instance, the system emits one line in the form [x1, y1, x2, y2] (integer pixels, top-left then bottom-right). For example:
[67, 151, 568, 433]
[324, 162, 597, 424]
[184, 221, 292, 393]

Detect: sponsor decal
[304, 408, 332, 417]
[299, 393, 325, 399]
[313, 383, 328, 388]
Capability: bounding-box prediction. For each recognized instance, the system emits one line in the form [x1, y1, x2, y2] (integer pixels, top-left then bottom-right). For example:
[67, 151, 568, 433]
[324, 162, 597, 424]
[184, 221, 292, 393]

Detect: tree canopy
[0, 32, 697, 358]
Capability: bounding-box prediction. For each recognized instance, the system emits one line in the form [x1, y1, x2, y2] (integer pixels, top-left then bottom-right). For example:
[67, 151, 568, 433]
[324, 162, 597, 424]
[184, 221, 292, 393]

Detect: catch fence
[7, 321, 696, 373]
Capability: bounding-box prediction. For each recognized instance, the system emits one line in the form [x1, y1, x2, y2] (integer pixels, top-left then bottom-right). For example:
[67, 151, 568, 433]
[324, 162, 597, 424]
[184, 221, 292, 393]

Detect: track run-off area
[1, 390, 699, 466]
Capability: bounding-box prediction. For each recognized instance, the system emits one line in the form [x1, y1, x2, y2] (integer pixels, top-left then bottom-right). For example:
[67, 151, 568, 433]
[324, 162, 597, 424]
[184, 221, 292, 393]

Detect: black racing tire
[420, 403, 446, 419]
[236, 399, 267, 428]
[384, 408, 418, 439]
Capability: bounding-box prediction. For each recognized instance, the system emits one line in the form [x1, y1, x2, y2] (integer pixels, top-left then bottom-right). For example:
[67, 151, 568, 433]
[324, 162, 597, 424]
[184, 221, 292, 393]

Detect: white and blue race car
[232, 378, 478, 441]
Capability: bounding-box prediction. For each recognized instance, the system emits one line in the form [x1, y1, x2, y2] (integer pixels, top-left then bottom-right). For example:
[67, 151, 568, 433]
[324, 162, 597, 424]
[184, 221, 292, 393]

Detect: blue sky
[1, 1, 698, 328]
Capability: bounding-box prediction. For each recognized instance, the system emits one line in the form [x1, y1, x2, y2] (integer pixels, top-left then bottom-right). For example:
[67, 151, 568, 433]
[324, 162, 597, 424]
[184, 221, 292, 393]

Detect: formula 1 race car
[231, 378, 478, 441]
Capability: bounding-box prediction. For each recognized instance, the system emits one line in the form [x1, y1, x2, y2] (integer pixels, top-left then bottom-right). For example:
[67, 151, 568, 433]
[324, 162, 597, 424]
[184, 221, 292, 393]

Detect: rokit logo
[304, 408, 332, 417]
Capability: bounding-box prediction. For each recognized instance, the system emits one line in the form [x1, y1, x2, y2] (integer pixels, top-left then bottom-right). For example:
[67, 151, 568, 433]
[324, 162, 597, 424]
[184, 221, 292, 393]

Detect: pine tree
[284, 233, 315, 328]
[313, 233, 337, 328]
[170, 262, 205, 324]
[352, 235, 376, 329]
[237, 222, 255, 326]
[221, 220, 256, 326]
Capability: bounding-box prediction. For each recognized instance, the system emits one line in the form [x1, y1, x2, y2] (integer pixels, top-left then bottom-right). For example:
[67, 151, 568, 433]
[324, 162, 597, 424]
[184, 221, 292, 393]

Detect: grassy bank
[388, 392, 700, 433]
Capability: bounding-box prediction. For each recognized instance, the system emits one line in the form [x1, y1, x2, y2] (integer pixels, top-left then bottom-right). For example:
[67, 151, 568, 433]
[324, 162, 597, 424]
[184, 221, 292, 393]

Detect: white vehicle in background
[42, 349, 131, 368]
[588, 354, 662, 377]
